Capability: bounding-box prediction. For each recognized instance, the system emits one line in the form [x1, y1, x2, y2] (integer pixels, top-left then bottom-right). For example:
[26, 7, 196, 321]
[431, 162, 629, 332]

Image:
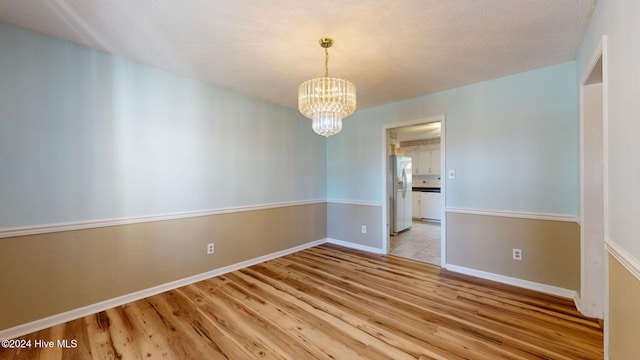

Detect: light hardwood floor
[1, 244, 603, 359]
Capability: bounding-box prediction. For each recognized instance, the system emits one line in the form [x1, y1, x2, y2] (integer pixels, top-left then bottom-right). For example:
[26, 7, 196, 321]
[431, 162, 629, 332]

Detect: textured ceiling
[0, 0, 595, 110]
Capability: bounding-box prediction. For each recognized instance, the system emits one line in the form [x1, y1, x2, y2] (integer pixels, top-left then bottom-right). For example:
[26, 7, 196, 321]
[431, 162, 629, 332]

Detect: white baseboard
[574, 291, 604, 319]
[574, 293, 585, 316]
[327, 238, 385, 254]
[445, 264, 577, 300]
[0, 239, 327, 340]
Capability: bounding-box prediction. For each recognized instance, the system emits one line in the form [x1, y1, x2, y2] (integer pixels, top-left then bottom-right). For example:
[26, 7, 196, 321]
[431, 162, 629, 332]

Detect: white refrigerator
[390, 155, 413, 235]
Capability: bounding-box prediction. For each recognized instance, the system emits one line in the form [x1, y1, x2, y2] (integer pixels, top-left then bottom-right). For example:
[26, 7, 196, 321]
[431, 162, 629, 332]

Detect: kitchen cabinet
[412, 191, 421, 219]
[406, 149, 441, 175]
[416, 151, 430, 175]
[420, 192, 442, 221]
[404, 150, 419, 172]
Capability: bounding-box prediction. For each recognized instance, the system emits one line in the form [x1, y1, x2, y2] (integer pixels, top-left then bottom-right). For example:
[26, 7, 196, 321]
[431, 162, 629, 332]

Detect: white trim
[382, 124, 390, 255]
[601, 35, 610, 360]
[606, 237, 640, 282]
[580, 40, 604, 85]
[0, 239, 327, 339]
[445, 264, 577, 300]
[601, 35, 610, 246]
[445, 207, 578, 223]
[327, 238, 385, 254]
[604, 243, 610, 360]
[574, 293, 585, 315]
[327, 199, 383, 207]
[578, 35, 607, 321]
[439, 117, 447, 267]
[0, 199, 326, 239]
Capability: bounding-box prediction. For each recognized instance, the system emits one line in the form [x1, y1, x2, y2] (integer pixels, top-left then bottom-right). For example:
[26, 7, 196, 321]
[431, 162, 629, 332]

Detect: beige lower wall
[446, 212, 579, 291]
[327, 202, 383, 249]
[0, 203, 326, 331]
[609, 254, 640, 359]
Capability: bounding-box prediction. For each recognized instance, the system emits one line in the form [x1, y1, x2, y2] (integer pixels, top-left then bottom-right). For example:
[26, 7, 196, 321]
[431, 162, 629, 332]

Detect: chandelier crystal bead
[298, 38, 356, 137]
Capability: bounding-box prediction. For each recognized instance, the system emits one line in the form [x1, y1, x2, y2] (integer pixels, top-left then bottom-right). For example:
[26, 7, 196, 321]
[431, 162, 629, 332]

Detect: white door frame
[381, 115, 447, 267]
[579, 34, 609, 350]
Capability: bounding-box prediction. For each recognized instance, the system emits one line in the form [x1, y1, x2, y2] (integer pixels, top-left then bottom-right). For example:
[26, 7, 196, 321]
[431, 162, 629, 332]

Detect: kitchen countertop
[412, 187, 441, 193]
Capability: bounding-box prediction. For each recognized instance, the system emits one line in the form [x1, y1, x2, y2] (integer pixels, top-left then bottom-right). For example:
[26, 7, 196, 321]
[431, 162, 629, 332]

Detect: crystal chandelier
[298, 37, 356, 137]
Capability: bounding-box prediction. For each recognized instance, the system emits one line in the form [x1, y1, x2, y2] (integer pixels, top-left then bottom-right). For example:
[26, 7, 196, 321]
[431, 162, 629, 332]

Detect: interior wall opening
[580, 46, 605, 319]
[385, 119, 444, 266]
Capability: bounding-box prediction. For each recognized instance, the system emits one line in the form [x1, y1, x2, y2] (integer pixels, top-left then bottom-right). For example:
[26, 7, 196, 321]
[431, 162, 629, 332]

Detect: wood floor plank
[215, 274, 374, 359]
[275, 252, 549, 358]
[84, 312, 120, 359]
[150, 289, 256, 359]
[245, 262, 454, 360]
[300, 246, 600, 359]
[0, 244, 603, 359]
[179, 279, 317, 359]
[231, 267, 422, 360]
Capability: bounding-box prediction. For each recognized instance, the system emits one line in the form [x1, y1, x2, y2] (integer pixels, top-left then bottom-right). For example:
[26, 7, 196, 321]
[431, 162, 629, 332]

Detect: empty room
[1, 1, 638, 359]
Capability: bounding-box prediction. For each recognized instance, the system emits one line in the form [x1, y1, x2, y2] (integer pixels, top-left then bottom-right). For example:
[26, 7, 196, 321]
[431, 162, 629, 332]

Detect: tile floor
[389, 220, 441, 266]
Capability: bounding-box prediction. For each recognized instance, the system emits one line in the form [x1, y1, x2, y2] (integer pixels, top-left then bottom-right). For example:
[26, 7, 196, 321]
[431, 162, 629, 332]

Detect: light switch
[448, 169, 456, 179]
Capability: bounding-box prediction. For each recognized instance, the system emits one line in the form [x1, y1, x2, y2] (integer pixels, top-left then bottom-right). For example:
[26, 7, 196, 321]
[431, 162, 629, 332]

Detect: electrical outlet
[207, 243, 215, 255]
[512, 248, 522, 261]
[361, 225, 367, 234]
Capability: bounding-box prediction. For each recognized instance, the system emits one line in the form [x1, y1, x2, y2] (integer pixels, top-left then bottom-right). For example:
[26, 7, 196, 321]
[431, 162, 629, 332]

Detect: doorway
[579, 36, 607, 319]
[383, 115, 446, 267]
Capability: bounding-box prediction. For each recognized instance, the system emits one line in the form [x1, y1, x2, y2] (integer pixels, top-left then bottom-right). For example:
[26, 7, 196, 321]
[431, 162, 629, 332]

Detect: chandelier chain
[324, 47, 329, 77]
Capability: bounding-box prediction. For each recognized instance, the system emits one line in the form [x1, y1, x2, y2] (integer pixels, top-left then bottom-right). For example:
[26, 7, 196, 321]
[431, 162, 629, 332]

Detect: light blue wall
[0, 21, 582, 229]
[328, 62, 579, 215]
[0, 23, 326, 228]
